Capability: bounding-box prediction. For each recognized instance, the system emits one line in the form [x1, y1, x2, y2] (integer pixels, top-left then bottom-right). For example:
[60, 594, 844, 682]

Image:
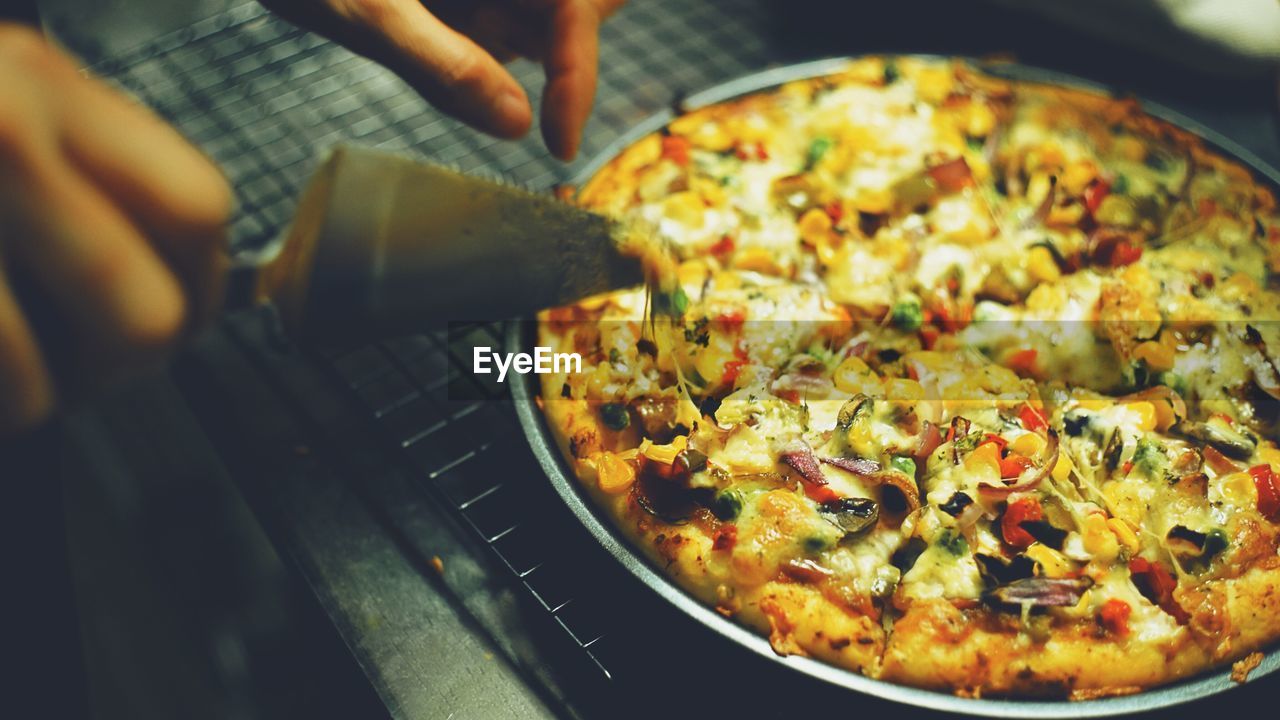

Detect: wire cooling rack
[88, 0, 781, 685]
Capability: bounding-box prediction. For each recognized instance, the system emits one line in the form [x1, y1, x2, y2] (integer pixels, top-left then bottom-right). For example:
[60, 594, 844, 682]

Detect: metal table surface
[42, 0, 1280, 717]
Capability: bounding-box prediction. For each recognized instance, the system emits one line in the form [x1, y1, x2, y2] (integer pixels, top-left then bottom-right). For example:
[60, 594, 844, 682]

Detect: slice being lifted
[537, 57, 1280, 697]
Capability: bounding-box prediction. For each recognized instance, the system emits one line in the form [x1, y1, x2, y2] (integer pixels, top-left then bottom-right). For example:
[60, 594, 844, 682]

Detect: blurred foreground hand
[261, 0, 626, 160]
[0, 23, 231, 432]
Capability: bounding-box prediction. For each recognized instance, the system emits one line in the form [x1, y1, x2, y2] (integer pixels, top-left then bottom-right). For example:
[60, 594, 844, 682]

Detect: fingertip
[541, 115, 578, 162]
[493, 88, 534, 139]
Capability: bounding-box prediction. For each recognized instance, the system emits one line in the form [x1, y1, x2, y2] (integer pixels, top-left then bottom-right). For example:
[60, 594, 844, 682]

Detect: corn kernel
[965, 103, 996, 137]
[693, 333, 737, 387]
[640, 435, 687, 465]
[1025, 542, 1073, 578]
[1052, 452, 1074, 483]
[1046, 203, 1085, 227]
[834, 357, 883, 396]
[1009, 433, 1046, 457]
[1132, 341, 1175, 372]
[1106, 517, 1141, 553]
[914, 66, 955, 104]
[1082, 512, 1120, 563]
[1061, 160, 1098, 196]
[885, 378, 924, 403]
[1027, 246, 1061, 283]
[733, 247, 782, 275]
[663, 191, 706, 226]
[798, 207, 833, 246]
[1217, 471, 1259, 509]
[1125, 401, 1157, 433]
[853, 188, 893, 214]
[964, 441, 1001, 480]
[1027, 172, 1054, 209]
[1025, 283, 1066, 313]
[597, 452, 637, 494]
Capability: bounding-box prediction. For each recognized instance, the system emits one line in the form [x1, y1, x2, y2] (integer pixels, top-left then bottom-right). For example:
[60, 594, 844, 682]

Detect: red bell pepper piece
[1000, 453, 1035, 479]
[1249, 464, 1280, 519]
[1098, 598, 1131, 636]
[1006, 348, 1038, 376]
[1019, 404, 1048, 433]
[661, 135, 691, 166]
[1083, 178, 1110, 215]
[1001, 497, 1043, 548]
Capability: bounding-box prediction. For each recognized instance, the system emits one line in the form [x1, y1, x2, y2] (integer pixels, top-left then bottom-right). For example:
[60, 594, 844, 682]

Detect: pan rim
[508, 55, 1280, 717]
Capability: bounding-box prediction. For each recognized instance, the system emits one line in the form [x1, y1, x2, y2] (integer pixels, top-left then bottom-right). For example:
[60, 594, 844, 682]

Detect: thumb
[278, 0, 534, 138]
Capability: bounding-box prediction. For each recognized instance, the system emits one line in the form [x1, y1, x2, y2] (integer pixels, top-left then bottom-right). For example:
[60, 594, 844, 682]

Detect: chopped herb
[1112, 173, 1130, 194]
[653, 286, 690, 317]
[805, 136, 834, 171]
[953, 431, 983, 454]
[599, 403, 630, 431]
[1133, 437, 1167, 477]
[966, 136, 985, 151]
[608, 348, 622, 364]
[883, 59, 900, 84]
[683, 316, 710, 346]
[1156, 371, 1186, 395]
[890, 456, 917, 477]
[803, 535, 832, 554]
[936, 528, 968, 556]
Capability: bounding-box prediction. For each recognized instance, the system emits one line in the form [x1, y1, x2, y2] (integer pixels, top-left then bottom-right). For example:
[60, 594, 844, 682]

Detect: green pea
[599, 403, 630, 431]
[805, 136, 834, 171]
[890, 298, 924, 332]
[713, 488, 744, 521]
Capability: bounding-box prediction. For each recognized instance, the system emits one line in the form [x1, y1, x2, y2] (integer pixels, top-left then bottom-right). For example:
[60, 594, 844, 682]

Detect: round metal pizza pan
[508, 56, 1280, 717]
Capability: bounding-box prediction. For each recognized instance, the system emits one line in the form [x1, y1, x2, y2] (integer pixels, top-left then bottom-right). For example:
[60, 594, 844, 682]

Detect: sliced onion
[914, 421, 943, 462]
[986, 576, 1093, 608]
[949, 415, 972, 464]
[780, 440, 827, 487]
[1019, 174, 1057, 230]
[772, 373, 835, 396]
[978, 429, 1060, 498]
[820, 455, 881, 476]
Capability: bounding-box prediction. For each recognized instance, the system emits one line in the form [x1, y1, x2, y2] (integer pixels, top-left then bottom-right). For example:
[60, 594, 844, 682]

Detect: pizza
[534, 56, 1280, 697]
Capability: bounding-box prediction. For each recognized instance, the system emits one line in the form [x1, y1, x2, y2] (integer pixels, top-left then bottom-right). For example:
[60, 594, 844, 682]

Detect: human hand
[0, 24, 231, 432]
[259, 0, 626, 160]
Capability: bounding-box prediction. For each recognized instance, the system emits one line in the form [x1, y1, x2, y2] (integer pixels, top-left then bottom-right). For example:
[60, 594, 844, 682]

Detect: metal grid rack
[88, 0, 781, 686]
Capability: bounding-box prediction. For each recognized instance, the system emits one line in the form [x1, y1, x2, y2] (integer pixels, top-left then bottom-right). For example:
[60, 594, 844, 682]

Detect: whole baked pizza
[535, 57, 1280, 697]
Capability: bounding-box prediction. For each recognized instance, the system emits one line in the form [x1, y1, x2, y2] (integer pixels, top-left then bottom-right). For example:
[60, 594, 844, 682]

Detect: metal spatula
[226, 146, 644, 340]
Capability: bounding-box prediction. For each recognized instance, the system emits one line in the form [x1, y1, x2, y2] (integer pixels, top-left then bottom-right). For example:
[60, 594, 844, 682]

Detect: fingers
[7, 159, 188, 392]
[540, 0, 602, 161]
[60, 69, 232, 331]
[0, 267, 55, 433]
[280, 0, 534, 139]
